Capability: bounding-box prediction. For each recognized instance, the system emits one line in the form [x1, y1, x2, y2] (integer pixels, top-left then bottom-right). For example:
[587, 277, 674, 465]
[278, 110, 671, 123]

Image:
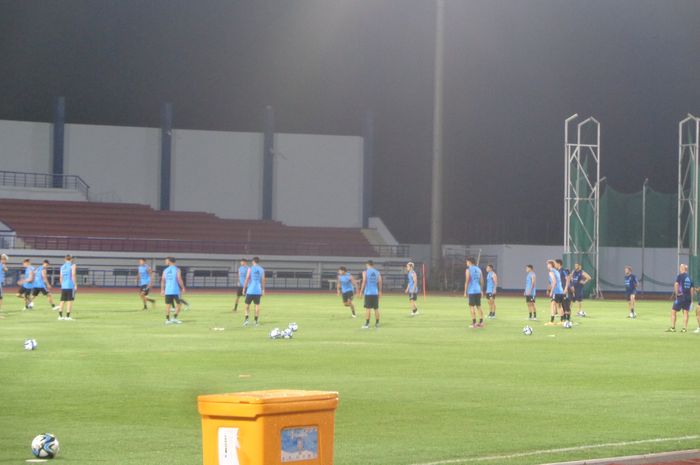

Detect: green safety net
[599, 186, 677, 248]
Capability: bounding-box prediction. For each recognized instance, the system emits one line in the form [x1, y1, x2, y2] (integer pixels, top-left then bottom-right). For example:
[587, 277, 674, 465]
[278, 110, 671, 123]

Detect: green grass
[0, 292, 698, 465]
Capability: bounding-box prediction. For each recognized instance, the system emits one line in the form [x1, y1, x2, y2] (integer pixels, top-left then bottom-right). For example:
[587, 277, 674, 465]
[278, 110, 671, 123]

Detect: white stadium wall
[171, 129, 263, 219]
[0, 119, 364, 228]
[273, 133, 363, 228]
[64, 123, 160, 207]
[0, 120, 52, 173]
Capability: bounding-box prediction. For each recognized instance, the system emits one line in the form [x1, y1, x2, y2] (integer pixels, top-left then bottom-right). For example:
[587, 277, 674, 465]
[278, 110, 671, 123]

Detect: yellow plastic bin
[197, 389, 339, 465]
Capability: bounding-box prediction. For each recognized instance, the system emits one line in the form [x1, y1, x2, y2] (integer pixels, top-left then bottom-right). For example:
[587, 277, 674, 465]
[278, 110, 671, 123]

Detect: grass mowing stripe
[411, 435, 700, 465]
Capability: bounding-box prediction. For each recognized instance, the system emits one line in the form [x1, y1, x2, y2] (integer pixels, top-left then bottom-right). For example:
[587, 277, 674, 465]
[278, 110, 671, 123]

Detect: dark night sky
[2, 0, 700, 244]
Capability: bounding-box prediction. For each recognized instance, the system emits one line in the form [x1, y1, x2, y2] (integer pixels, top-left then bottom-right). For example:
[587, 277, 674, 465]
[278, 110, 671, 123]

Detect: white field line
[410, 435, 700, 465]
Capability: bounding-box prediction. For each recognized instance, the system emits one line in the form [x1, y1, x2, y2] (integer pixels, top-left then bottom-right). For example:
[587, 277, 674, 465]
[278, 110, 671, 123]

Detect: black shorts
[342, 291, 354, 303]
[364, 295, 379, 309]
[573, 286, 584, 302]
[236, 287, 244, 297]
[525, 295, 535, 303]
[245, 294, 261, 305]
[626, 291, 636, 301]
[139, 285, 150, 295]
[486, 292, 495, 300]
[60, 289, 75, 301]
[672, 298, 691, 311]
[32, 287, 49, 297]
[165, 294, 181, 306]
[552, 294, 564, 304]
[468, 293, 481, 307]
[0, 287, 3, 299]
[18, 286, 32, 297]
[408, 292, 418, 301]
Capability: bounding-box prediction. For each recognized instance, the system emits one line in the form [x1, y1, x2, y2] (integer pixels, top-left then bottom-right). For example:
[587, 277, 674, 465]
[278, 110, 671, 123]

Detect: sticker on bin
[218, 427, 240, 465]
[281, 426, 319, 462]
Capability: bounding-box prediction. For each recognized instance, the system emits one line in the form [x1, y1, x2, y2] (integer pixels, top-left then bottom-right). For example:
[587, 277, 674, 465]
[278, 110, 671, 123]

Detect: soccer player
[667, 264, 693, 333]
[545, 260, 564, 326]
[137, 258, 156, 310]
[524, 264, 537, 320]
[485, 263, 497, 319]
[337, 266, 357, 318]
[405, 262, 419, 316]
[571, 263, 592, 317]
[161, 257, 185, 325]
[464, 257, 484, 328]
[242, 256, 265, 327]
[57, 255, 77, 320]
[555, 259, 571, 322]
[360, 260, 382, 328]
[16, 258, 34, 310]
[0, 254, 7, 317]
[232, 258, 249, 312]
[30, 259, 60, 310]
[624, 266, 638, 318]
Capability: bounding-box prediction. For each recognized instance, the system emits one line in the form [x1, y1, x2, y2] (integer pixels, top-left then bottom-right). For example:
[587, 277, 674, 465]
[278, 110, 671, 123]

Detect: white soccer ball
[288, 322, 298, 332]
[563, 320, 572, 329]
[31, 433, 59, 458]
[282, 328, 293, 339]
[24, 339, 37, 351]
[522, 326, 533, 336]
[269, 328, 282, 339]
[27, 302, 34, 309]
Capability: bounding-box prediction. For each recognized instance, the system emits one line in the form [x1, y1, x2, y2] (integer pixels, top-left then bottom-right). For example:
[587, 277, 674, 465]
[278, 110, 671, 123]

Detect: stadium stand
[0, 199, 387, 257]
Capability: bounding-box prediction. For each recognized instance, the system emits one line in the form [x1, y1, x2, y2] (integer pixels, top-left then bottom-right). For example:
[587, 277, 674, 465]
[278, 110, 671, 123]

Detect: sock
[472, 319, 476, 324]
[550, 315, 555, 323]
[533, 312, 537, 318]
[375, 319, 379, 325]
[254, 316, 258, 323]
[59, 311, 63, 317]
[365, 319, 370, 325]
[413, 307, 418, 313]
[66, 312, 70, 318]
[234, 303, 238, 310]
[166, 315, 170, 321]
[479, 318, 483, 324]
[244, 315, 249, 320]
[529, 312, 532, 318]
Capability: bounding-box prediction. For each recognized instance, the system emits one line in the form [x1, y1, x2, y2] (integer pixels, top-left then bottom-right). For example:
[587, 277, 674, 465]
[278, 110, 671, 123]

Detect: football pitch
[0, 291, 698, 465]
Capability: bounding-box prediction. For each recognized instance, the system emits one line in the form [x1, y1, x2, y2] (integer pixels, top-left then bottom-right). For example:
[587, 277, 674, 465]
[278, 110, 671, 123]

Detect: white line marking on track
[410, 435, 700, 465]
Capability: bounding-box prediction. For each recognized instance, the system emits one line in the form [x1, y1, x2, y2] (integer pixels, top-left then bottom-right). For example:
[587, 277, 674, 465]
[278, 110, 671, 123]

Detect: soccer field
[0, 292, 698, 465]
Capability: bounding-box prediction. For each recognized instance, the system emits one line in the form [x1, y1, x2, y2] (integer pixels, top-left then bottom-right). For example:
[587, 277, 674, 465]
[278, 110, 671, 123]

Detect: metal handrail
[0, 170, 90, 197]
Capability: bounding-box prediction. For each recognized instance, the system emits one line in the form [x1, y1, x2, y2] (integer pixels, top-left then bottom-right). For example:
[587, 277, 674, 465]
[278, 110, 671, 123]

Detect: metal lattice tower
[564, 114, 602, 298]
[678, 114, 700, 269]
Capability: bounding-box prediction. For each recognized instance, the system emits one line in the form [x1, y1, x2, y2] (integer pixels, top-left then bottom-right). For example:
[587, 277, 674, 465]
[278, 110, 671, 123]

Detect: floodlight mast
[430, 0, 445, 279]
[678, 114, 700, 270]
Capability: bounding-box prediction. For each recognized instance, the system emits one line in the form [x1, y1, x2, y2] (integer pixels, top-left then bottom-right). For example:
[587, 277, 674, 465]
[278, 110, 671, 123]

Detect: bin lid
[198, 389, 339, 405]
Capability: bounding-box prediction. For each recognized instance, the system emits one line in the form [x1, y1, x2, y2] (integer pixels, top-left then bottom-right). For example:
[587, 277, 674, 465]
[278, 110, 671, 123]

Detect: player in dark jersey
[667, 264, 693, 332]
[571, 263, 592, 317]
[555, 259, 571, 322]
[624, 266, 638, 318]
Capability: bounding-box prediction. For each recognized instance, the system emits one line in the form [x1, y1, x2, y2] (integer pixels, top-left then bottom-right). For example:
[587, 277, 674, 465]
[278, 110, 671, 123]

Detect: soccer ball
[31, 433, 59, 458]
[288, 322, 298, 332]
[282, 328, 293, 339]
[27, 302, 34, 309]
[577, 310, 587, 317]
[269, 328, 282, 339]
[563, 320, 572, 329]
[24, 339, 37, 351]
[522, 326, 533, 336]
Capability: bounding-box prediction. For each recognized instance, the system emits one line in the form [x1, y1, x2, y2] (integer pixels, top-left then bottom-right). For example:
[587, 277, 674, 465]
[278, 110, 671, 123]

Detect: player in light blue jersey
[137, 258, 156, 310]
[360, 260, 382, 329]
[524, 264, 537, 320]
[29, 259, 60, 310]
[232, 258, 249, 312]
[546, 260, 564, 326]
[405, 262, 419, 316]
[17, 258, 35, 310]
[243, 256, 266, 326]
[337, 266, 357, 318]
[58, 255, 77, 320]
[161, 257, 186, 324]
[464, 257, 484, 328]
[0, 253, 8, 317]
[485, 264, 498, 319]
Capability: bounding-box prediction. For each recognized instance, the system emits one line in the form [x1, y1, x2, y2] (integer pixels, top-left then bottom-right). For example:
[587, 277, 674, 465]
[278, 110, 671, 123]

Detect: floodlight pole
[430, 0, 445, 278]
[678, 114, 700, 270]
[641, 178, 648, 293]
